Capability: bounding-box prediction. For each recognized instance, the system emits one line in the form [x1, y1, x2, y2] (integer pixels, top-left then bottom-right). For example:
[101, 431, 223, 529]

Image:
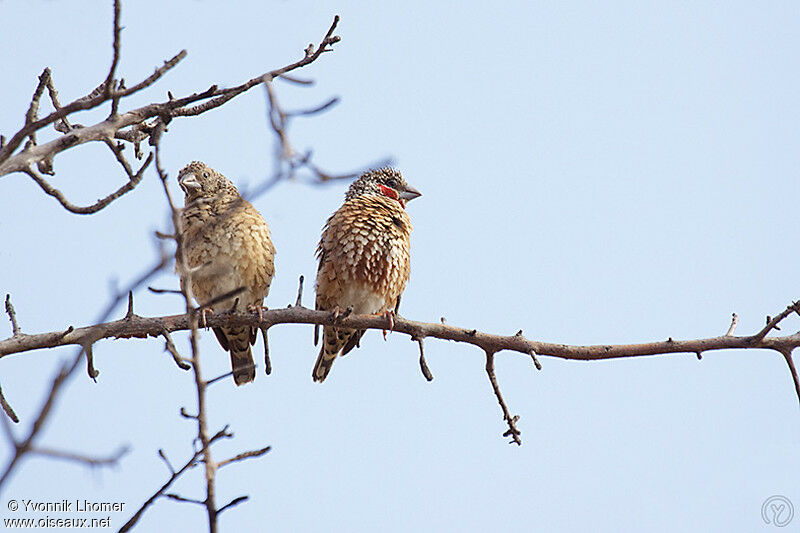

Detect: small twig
[779, 349, 800, 406]
[162, 330, 191, 370]
[484, 351, 522, 446]
[165, 493, 206, 506]
[260, 327, 271, 375]
[22, 152, 152, 215]
[285, 96, 340, 118]
[413, 337, 433, 381]
[148, 286, 183, 295]
[0, 385, 19, 424]
[217, 496, 249, 515]
[83, 342, 99, 380]
[30, 444, 129, 468]
[751, 302, 800, 344]
[726, 313, 739, 336]
[125, 291, 135, 319]
[294, 275, 305, 307]
[179, 407, 197, 420]
[277, 73, 314, 85]
[217, 446, 271, 468]
[529, 349, 542, 371]
[195, 286, 246, 313]
[158, 449, 175, 475]
[103, 0, 122, 101]
[4, 294, 21, 337]
[205, 370, 239, 387]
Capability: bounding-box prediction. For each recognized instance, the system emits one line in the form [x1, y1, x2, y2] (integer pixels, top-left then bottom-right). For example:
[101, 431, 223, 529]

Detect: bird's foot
[247, 304, 265, 323]
[380, 310, 395, 340]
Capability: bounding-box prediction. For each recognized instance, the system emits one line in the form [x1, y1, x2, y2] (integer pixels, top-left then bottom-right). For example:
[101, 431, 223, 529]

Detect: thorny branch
[3, 300, 800, 444]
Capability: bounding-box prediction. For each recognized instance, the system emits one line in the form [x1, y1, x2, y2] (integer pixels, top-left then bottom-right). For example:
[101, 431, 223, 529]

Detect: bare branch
[485, 351, 522, 445]
[84, 342, 99, 380]
[751, 302, 800, 344]
[0, 385, 19, 424]
[162, 329, 190, 370]
[217, 496, 249, 515]
[119, 428, 230, 532]
[413, 336, 433, 381]
[217, 445, 271, 468]
[260, 327, 271, 376]
[4, 295, 21, 337]
[779, 349, 800, 407]
[294, 275, 305, 307]
[158, 449, 175, 475]
[6, 300, 800, 445]
[29, 444, 129, 468]
[22, 152, 152, 215]
[9, 306, 800, 366]
[103, 0, 122, 101]
[164, 493, 205, 506]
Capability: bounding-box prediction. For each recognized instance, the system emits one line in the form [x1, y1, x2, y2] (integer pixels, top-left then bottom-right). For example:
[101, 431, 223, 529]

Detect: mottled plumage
[178, 161, 275, 385]
[313, 168, 421, 382]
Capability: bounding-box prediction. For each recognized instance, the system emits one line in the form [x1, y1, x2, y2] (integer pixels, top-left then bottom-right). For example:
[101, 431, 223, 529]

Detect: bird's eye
[202, 172, 209, 178]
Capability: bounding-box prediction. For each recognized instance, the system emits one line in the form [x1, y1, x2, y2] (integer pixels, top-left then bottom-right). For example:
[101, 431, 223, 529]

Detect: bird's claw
[200, 308, 213, 329]
[381, 310, 395, 340]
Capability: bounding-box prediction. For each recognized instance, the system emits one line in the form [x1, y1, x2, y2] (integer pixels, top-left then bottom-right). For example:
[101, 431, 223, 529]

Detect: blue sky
[1, 1, 799, 531]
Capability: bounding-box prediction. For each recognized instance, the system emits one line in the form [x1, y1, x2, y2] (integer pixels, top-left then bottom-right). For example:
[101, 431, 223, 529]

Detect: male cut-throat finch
[313, 167, 421, 382]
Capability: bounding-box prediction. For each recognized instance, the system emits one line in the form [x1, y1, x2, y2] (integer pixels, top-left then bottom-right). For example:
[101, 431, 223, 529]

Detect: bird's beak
[179, 173, 202, 194]
[398, 184, 422, 202]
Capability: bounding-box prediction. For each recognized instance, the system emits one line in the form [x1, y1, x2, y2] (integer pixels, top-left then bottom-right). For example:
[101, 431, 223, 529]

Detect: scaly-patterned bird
[313, 168, 421, 382]
[178, 161, 275, 385]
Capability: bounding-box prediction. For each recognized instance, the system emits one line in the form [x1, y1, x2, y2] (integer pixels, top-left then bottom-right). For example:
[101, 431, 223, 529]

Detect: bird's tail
[213, 326, 256, 385]
[312, 326, 355, 382]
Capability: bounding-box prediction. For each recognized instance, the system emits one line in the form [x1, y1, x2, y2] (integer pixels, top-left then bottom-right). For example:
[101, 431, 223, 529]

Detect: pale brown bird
[313, 168, 421, 382]
[178, 161, 275, 385]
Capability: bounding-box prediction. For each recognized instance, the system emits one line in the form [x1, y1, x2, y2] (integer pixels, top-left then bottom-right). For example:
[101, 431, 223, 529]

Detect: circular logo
[762, 495, 794, 528]
[7, 500, 18, 512]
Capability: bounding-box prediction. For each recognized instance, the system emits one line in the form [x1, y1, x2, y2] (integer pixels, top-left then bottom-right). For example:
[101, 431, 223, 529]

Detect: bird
[313, 167, 421, 382]
[177, 161, 276, 385]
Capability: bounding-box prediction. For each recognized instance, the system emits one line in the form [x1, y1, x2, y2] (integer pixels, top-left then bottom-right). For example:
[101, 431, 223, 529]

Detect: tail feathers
[313, 326, 356, 382]
[213, 326, 256, 386]
[312, 346, 335, 382]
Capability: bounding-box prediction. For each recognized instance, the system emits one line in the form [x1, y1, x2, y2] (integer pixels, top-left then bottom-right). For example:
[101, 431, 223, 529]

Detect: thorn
[725, 312, 738, 336]
[125, 291, 135, 319]
[414, 337, 433, 381]
[529, 349, 542, 371]
[294, 275, 304, 307]
[260, 326, 271, 375]
[84, 343, 99, 380]
[179, 407, 197, 420]
[4, 294, 21, 337]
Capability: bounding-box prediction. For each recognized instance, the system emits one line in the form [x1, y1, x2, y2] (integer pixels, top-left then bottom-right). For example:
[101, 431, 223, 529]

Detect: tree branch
[3, 300, 799, 445]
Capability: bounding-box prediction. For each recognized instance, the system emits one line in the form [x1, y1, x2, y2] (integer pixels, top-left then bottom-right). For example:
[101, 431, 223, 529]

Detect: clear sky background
[1, 1, 799, 531]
